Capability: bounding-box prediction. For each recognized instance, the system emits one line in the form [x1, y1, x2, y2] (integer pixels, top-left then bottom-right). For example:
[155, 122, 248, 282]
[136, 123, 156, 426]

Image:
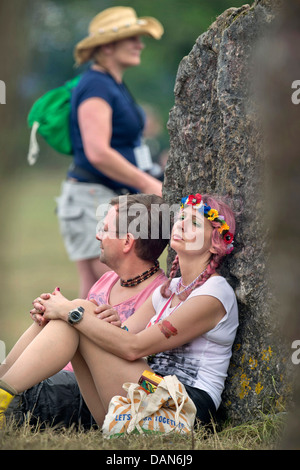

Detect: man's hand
[93, 303, 121, 327]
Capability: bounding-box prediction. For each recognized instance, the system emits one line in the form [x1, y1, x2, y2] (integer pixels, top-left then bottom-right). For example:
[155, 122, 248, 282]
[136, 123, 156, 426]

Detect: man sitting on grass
[4, 194, 169, 429]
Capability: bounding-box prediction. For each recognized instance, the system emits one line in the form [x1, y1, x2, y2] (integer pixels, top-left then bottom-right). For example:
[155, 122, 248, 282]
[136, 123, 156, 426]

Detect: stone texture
[163, 0, 292, 424]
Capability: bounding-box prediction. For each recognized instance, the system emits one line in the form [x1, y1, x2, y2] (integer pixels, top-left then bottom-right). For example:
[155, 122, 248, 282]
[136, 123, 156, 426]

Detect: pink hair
[160, 194, 236, 301]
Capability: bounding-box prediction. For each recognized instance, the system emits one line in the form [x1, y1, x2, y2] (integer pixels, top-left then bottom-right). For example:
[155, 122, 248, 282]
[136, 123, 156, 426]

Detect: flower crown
[181, 193, 234, 253]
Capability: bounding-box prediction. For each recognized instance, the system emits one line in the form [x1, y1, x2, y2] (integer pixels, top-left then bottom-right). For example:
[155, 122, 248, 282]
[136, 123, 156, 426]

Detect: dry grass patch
[0, 412, 286, 451]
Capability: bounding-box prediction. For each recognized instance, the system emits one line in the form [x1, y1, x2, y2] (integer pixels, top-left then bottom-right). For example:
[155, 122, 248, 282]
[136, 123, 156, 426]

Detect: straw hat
[74, 7, 164, 65]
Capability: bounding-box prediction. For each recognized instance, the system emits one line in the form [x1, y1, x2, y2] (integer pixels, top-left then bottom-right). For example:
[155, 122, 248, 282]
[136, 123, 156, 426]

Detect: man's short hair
[110, 194, 171, 262]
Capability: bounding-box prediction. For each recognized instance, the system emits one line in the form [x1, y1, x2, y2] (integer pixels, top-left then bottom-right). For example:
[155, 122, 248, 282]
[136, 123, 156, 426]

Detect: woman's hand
[142, 175, 162, 197]
[30, 292, 47, 326]
[30, 288, 68, 325]
[93, 303, 122, 327]
[31, 288, 121, 327]
[30, 290, 52, 326]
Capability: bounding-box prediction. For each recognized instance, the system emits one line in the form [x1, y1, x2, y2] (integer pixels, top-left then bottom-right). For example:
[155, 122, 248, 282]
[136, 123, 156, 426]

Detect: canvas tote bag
[102, 375, 196, 438]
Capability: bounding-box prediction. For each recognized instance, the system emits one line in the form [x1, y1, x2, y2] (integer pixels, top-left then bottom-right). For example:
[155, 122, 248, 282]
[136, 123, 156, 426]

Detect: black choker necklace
[120, 261, 160, 287]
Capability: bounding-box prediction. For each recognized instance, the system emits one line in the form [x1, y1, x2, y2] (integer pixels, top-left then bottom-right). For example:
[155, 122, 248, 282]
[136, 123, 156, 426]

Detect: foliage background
[0, 0, 245, 351]
[26, 0, 246, 140]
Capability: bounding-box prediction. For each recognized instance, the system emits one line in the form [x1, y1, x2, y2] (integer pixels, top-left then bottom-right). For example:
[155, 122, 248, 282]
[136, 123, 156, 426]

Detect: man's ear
[123, 233, 135, 254]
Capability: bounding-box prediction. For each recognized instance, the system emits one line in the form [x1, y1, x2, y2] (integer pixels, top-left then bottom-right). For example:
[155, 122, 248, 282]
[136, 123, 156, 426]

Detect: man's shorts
[56, 180, 117, 261]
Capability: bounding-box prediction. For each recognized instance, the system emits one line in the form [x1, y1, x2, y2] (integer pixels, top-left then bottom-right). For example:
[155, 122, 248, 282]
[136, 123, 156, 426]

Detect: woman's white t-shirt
[148, 276, 239, 409]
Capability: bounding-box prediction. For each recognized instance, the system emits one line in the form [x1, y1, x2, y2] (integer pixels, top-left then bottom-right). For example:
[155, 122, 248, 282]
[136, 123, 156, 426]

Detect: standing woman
[0, 193, 238, 428]
[57, 7, 164, 297]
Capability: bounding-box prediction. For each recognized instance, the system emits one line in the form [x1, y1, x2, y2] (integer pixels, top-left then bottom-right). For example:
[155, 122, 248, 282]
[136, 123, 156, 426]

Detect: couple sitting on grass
[0, 192, 238, 432]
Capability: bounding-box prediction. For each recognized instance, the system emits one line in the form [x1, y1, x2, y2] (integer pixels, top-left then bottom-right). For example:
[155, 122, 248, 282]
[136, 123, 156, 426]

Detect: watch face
[72, 310, 82, 321]
[68, 307, 84, 324]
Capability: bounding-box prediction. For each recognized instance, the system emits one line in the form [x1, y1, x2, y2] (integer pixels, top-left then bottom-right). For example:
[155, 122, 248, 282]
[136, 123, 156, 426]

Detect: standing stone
[163, 0, 291, 424]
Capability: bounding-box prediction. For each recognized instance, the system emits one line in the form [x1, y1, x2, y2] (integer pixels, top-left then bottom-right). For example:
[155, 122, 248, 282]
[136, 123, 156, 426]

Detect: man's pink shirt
[64, 270, 167, 372]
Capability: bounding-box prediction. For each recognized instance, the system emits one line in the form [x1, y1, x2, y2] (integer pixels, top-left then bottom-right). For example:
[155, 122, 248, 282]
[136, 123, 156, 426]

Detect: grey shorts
[56, 180, 117, 261]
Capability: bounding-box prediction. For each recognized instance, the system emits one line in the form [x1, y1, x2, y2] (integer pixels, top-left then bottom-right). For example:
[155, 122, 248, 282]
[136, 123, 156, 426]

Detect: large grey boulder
[163, 0, 292, 424]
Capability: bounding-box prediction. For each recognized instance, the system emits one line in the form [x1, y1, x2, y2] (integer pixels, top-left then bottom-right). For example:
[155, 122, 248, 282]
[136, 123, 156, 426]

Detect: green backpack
[27, 75, 81, 165]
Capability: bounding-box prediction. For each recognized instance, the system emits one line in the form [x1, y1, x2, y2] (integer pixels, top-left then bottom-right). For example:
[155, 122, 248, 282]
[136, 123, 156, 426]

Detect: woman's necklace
[175, 267, 207, 296]
[120, 261, 160, 287]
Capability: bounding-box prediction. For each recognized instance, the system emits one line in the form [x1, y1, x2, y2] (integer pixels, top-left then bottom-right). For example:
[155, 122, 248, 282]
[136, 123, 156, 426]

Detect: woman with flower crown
[0, 193, 238, 428]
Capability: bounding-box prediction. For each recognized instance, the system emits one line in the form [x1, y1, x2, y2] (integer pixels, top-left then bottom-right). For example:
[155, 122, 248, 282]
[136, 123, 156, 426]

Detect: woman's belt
[67, 164, 130, 195]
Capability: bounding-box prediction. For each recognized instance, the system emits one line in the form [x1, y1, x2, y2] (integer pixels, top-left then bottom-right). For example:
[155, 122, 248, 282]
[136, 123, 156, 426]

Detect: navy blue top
[68, 68, 145, 193]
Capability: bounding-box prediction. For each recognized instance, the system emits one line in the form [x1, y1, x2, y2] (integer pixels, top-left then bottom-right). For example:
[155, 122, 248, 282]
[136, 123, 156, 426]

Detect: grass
[0, 167, 288, 450]
[1, 165, 79, 352]
[0, 412, 286, 450]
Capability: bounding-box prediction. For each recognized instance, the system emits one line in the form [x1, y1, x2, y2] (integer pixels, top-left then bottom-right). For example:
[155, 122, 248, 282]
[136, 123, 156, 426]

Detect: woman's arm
[40, 292, 226, 362]
[131, 295, 226, 360]
[78, 98, 162, 195]
[120, 295, 156, 333]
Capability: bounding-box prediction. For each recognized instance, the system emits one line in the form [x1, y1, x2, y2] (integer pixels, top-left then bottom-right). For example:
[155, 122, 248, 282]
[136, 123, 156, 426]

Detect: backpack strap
[27, 121, 40, 166]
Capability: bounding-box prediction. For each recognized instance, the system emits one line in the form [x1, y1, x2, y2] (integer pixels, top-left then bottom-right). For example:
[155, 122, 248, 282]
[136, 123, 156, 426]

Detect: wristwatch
[68, 306, 85, 325]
